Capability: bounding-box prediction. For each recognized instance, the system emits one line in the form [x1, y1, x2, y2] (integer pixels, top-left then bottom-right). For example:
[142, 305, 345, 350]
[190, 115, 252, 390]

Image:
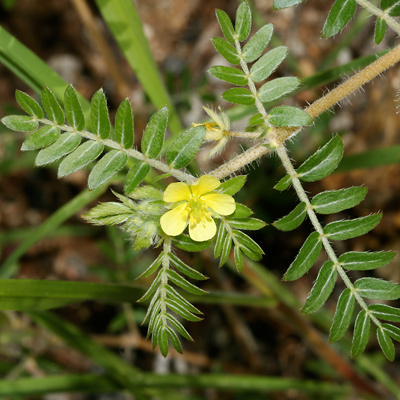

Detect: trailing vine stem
[210, 44, 400, 180]
[275, 143, 382, 329]
[36, 118, 196, 184]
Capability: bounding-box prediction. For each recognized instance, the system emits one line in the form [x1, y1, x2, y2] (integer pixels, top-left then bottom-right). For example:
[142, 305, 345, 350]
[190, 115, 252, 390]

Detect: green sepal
[273, 202, 307, 231]
[218, 175, 247, 195]
[329, 288, 355, 342]
[351, 310, 370, 358]
[64, 84, 85, 131]
[35, 132, 81, 166]
[369, 304, 400, 323]
[88, 150, 128, 189]
[15, 90, 43, 119]
[243, 24, 273, 63]
[235, 1, 252, 41]
[141, 107, 168, 159]
[324, 214, 382, 241]
[42, 86, 64, 125]
[374, 18, 387, 44]
[90, 88, 111, 139]
[302, 261, 337, 314]
[283, 231, 321, 281]
[222, 88, 255, 105]
[273, 0, 304, 10]
[172, 234, 211, 252]
[216, 9, 235, 44]
[322, 0, 357, 39]
[354, 277, 400, 300]
[338, 251, 395, 271]
[21, 126, 60, 151]
[211, 37, 240, 65]
[311, 187, 367, 214]
[115, 99, 134, 149]
[259, 77, 301, 103]
[166, 125, 205, 169]
[250, 46, 288, 83]
[2, 115, 39, 132]
[274, 175, 291, 191]
[124, 160, 151, 195]
[209, 66, 248, 86]
[377, 327, 395, 361]
[297, 135, 343, 182]
[58, 141, 104, 178]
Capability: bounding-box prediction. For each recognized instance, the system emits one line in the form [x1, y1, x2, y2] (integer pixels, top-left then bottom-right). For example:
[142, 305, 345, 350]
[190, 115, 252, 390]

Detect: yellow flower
[160, 175, 236, 242]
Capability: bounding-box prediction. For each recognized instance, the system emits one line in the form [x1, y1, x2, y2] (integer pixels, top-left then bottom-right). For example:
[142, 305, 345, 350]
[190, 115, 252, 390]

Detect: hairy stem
[276, 144, 381, 328]
[160, 237, 172, 328]
[38, 118, 196, 183]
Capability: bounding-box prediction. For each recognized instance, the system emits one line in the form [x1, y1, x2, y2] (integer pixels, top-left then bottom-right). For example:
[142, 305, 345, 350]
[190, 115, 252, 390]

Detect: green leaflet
[226, 217, 266, 231]
[381, 0, 400, 16]
[248, 113, 264, 126]
[172, 234, 211, 252]
[167, 270, 206, 296]
[21, 126, 60, 151]
[235, 1, 252, 41]
[169, 253, 208, 281]
[243, 24, 273, 63]
[283, 231, 322, 281]
[338, 251, 395, 271]
[232, 230, 264, 261]
[250, 46, 288, 83]
[141, 107, 168, 159]
[222, 88, 255, 105]
[166, 125, 205, 169]
[273, 0, 304, 10]
[297, 135, 343, 182]
[218, 175, 247, 195]
[90, 89, 111, 139]
[64, 85, 85, 131]
[274, 175, 291, 191]
[88, 151, 128, 190]
[268, 106, 312, 127]
[377, 328, 395, 361]
[216, 9, 235, 44]
[354, 277, 400, 300]
[351, 310, 370, 358]
[230, 203, 252, 218]
[211, 37, 240, 65]
[369, 304, 400, 323]
[124, 160, 151, 195]
[214, 223, 226, 258]
[82, 201, 133, 226]
[35, 132, 81, 166]
[259, 77, 301, 103]
[209, 66, 248, 86]
[324, 214, 382, 241]
[273, 202, 307, 231]
[219, 234, 232, 266]
[329, 288, 355, 342]
[115, 99, 134, 149]
[58, 141, 104, 178]
[302, 261, 337, 314]
[234, 245, 244, 272]
[15, 90, 43, 119]
[374, 18, 386, 45]
[42, 86, 65, 125]
[1, 115, 38, 132]
[311, 187, 367, 215]
[382, 323, 400, 342]
[322, 0, 357, 38]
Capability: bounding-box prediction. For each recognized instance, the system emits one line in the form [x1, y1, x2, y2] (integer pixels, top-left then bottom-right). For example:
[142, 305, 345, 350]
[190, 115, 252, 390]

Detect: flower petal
[189, 214, 216, 242]
[160, 203, 189, 236]
[191, 175, 220, 197]
[163, 182, 191, 202]
[201, 193, 235, 215]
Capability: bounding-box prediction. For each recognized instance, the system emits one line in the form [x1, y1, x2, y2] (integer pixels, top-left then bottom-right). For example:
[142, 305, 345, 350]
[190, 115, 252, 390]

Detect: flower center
[188, 195, 209, 225]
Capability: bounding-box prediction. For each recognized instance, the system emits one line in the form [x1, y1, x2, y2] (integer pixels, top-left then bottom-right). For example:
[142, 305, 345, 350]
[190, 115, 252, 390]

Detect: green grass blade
[0, 187, 106, 278]
[95, 0, 182, 135]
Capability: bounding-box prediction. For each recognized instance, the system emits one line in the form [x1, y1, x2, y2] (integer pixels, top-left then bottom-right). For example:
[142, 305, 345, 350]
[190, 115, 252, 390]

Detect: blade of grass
[95, 0, 183, 136]
[0, 187, 106, 278]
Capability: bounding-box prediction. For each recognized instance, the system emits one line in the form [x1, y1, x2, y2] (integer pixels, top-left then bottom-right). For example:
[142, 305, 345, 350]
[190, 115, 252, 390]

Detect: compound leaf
[16, 90, 43, 119]
[273, 202, 307, 231]
[329, 288, 355, 342]
[21, 126, 60, 151]
[355, 277, 400, 300]
[90, 89, 111, 139]
[250, 46, 288, 82]
[115, 99, 134, 149]
[141, 107, 168, 158]
[352, 310, 370, 358]
[338, 251, 395, 271]
[322, 0, 357, 38]
[64, 85, 85, 131]
[243, 24, 273, 63]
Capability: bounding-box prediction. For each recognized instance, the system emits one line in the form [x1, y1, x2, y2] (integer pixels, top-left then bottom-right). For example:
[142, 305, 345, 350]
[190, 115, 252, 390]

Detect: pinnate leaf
[351, 310, 370, 358]
[222, 88, 255, 105]
[322, 0, 357, 38]
[355, 277, 400, 300]
[329, 288, 355, 342]
[115, 99, 134, 149]
[284, 231, 322, 281]
[302, 261, 337, 313]
[259, 77, 301, 103]
[166, 125, 205, 169]
[141, 107, 168, 158]
[2, 115, 39, 132]
[369, 304, 400, 323]
[64, 85, 85, 131]
[209, 66, 248, 86]
[21, 126, 60, 151]
[338, 251, 395, 271]
[88, 150, 128, 189]
[312, 187, 367, 215]
[16, 90, 43, 119]
[124, 160, 151, 195]
[243, 24, 273, 63]
[90, 89, 111, 139]
[297, 135, 343, 182]
[273, 202, 307, 231]
[216, 9, 235, 44]
[211, 37, 240, 65]
[324, 214, 382, 241]
[42, 86, 64, 125]
[235, 1, 252, 41]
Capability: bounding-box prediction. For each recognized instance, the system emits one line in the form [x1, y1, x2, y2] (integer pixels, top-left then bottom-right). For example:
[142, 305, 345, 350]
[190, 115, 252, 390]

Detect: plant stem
[275, 143, 382, 328]
[38, 118, 196, 183]
[160, 237, 171, 329]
